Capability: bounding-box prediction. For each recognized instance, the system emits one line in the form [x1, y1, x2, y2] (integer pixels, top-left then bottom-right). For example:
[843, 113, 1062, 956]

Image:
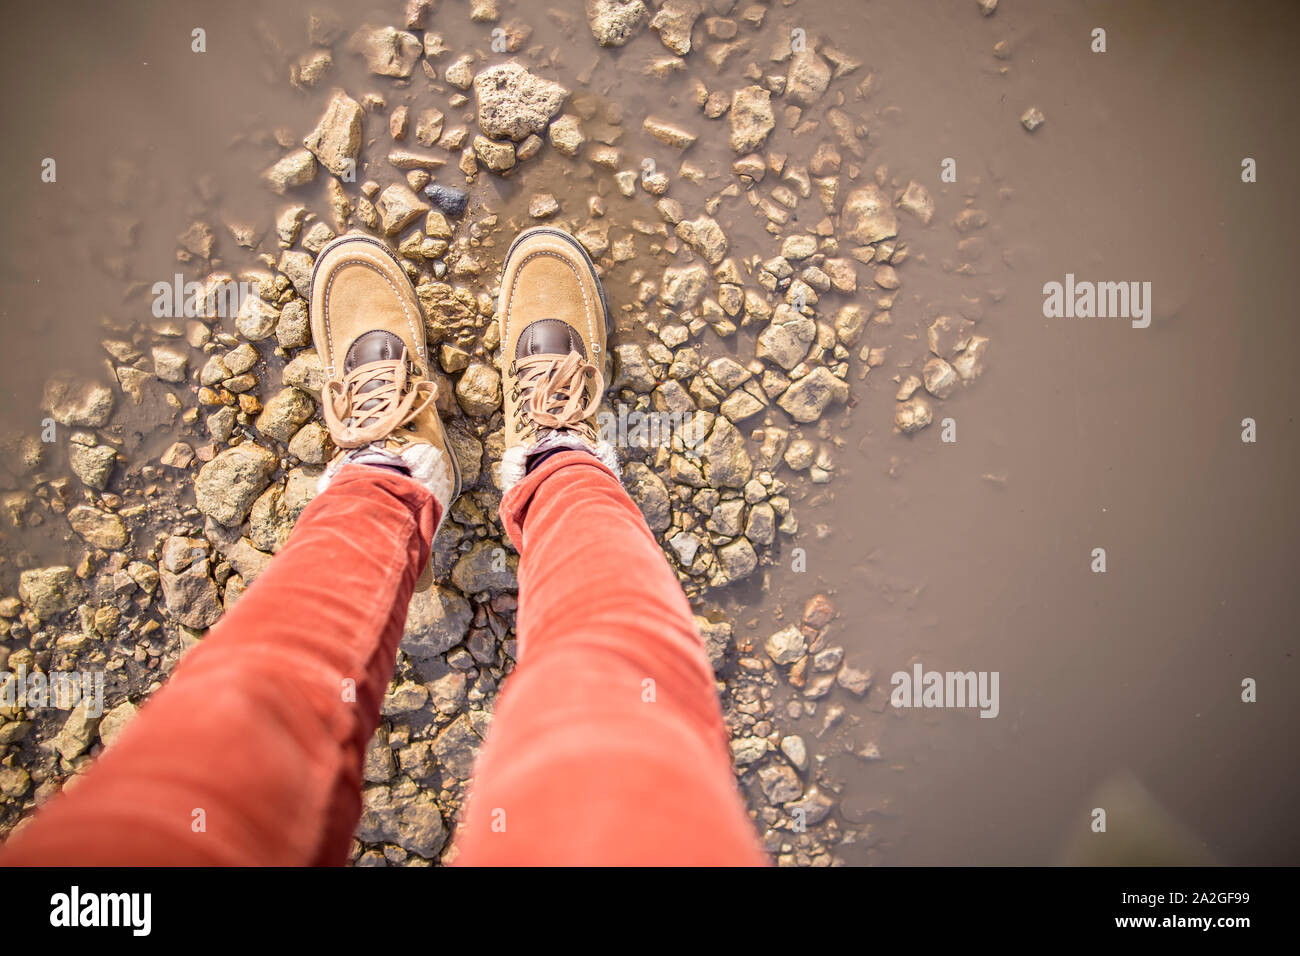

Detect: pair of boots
[309, 227, 620, 513]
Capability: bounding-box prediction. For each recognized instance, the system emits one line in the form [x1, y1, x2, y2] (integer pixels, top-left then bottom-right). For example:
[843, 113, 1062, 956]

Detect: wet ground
[1, 0, 1297, 864]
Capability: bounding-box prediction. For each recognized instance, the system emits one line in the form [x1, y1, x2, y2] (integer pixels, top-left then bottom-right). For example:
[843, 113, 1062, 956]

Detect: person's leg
[0, 465, 435, 866]
[2, 234, 462, 865]
[452, 226, 763, 865]
[456, 450, 764, 865]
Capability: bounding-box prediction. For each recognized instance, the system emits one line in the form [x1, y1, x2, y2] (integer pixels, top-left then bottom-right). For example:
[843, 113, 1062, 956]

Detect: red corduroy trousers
[1, 452, 764, 866]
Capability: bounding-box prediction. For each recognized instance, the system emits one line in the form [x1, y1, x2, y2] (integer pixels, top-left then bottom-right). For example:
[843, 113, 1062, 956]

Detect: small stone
[160, 558, 223, 629]
[52, 702, 101, 762]
[898, 180, 934, 224]
[18, 566, 81, 619]
[781, 235, 817, 260]
[451, 539, 517, 593]
[263, 149, 317, 194]
[472, 135, 516, 172]
[669, 531, 702, 566]
[152, 346, 188, 384]
[778, 367, 849, 423]
[160, 441, 195, 469]
[283, 353, 326, 396]
[443, 54, 475, 90]
[698, 416, 752, 488]
[757, 307, 815, 370]
[236, 293, 280, 341]
[381, 680, 429, 716]
[42, 375, 115, 427]
[68, 443, 117, 490]
[473, 61, 569, 141]
[401, 585, 473, 658]
[729, 86, 775, 153]
[895, 396, 933, 435]
[715, 538, 757, 584]
[528, 193, 559, 218]
[303, 90, 364, 177]
[378, 184, 430, 235]
[643, 116, 697, 149]
[287, 422, 333, 464]
[256, 387, 315, 442]
[68, 506, 128, 549]
[675, 215, 727, 264]
[923, 357, 959, 399]
[785, 787, 835, 824]
[586, 0, 648, 47]
[1020, 106, 1045, 132]
[548, 114, 585, 156]
[843, 184, 898, 244]
[650, 0, 699, 54]
[695, 616, 732, 670]
[731, 736, 768, 766]
[758, 762, 802, 805]
[836, 664, 873, 696]
[455, 362, 501, 416]
[423, 183, 469, 218]
[98, 700, 138, 748]
[765, 624, 806, 665]
[350, 25, 423, 78]
[786, 48, 832, 105]
[784, 438, 815, 471]
[660, 262, 710, 310]
[780, 735, 808, 771]
[432, 714, 481, 780]
[624, 462, 671, 532]
[952, 335, 990, 383]
[195, 443, 279, 526]
[276, 300, 311, 348]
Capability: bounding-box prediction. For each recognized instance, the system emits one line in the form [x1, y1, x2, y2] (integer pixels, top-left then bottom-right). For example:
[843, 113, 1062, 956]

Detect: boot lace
[322, 351, 436, 449]
[510, 351, 604, 444]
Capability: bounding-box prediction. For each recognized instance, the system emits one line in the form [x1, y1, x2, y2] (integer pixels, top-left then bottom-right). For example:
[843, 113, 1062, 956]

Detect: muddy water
[753, 0, 1300, 864]
[1, 0, 1297, 865]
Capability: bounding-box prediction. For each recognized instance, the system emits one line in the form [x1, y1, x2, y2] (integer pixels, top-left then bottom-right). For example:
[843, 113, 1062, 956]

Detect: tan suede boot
[496, 226, 618, 490]
[309, 233, 461, 516]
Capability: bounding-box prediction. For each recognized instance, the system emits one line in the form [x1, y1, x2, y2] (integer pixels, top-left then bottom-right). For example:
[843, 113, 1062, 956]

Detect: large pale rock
[757, 306, 816, 370]
[473, 61, 568, 141]
[160, 558, 223, 628]
[303, 90, 364, 177]
[18, 566, 81, 619]
[786, 48, 832, 105]
[729, 86, 774, 153]
[350, 25, 423, 78]
[698, 416, 752, 488]
[401, 585, 473, 658]
[660, 262, 709, 310]
[843, 184, 898, 244]
[67, 506, 128, 549]
[586, 0, 648, 47]
[778, 366, 849, 423]
[42, 375, 115, 427]
[195, 444, 278, 526]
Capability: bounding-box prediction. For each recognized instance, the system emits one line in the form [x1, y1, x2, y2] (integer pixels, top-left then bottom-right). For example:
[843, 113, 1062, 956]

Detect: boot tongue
[343, 331, 406, 416]
[516, 318, 586, 359]
[345, 330, 406, 374]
